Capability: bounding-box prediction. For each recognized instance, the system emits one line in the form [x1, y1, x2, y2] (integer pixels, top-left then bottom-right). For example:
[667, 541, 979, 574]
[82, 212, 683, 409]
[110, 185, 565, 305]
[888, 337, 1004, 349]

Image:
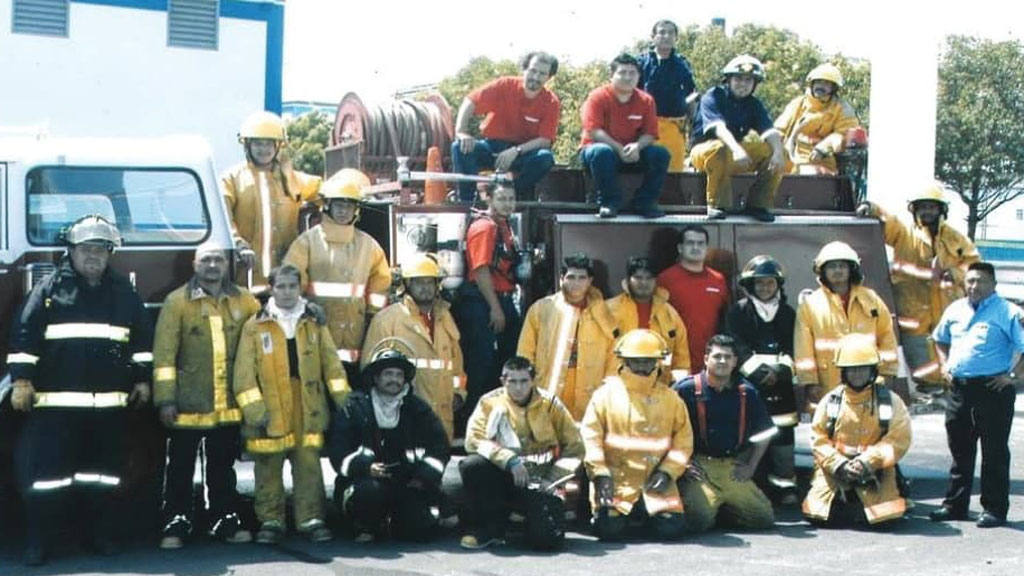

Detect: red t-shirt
[465, 215, 516, 293]
[580, 85, 659, 146]
[657, 264, 730, 372]
[469, 77, 561, 143]
[636, 300, 653, 329]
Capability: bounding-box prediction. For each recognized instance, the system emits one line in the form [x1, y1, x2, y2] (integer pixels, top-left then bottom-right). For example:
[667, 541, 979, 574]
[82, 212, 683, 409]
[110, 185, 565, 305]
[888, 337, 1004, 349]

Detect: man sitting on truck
[775, 63, 860, 175]
[452, 51, 561, 203]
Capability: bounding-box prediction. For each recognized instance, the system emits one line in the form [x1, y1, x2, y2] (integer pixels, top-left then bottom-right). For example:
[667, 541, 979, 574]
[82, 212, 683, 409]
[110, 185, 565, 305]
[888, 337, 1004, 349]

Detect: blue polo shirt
[691, 85, 773, 146]
[637, 49, 697, 118]
[673, 373, 777, 457]
[932, 293, 1024, 378]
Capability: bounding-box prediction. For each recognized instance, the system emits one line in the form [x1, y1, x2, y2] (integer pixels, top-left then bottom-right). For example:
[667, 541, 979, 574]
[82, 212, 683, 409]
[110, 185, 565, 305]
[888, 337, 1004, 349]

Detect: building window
[168, 0, 219, 50]
[1017, 209, 1023, 221]
[12, 0, 69, 38]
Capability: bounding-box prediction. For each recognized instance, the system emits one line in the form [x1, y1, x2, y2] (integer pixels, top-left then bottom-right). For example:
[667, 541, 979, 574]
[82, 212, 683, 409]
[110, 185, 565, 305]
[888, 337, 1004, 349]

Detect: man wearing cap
[222, 111, 322, 290]
[329, 347, 450, 542]
[284, 168, 391, 380]
[606, 256, 690, 385]
[930, 262, 1024, 528]
[775, 63, 860, 175]
[152, 242, 261, 549]
[857, 182, 979, 398]
[673, 334, 777, 533]
[518, 252, 619, 421]
[361, 253, 467, 442]
[460, 356, 583, 550]
[689, 55, 785, 222]
[452, 51, 560, 202]
[8, 215, 154, 565]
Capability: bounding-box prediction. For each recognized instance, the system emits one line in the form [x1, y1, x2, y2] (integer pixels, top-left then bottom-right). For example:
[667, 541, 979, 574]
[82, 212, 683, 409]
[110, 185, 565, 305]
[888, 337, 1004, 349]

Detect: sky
[281, 0, 1024, 104]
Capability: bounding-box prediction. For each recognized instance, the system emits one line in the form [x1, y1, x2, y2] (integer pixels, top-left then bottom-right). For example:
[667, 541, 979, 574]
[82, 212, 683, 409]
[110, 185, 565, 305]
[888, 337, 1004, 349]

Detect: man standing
[930, 262, 1024, 528]
[689, 55, 785, 222]
[362, 253, 467, 442]
[460, 356, 583, 550]
[857, 183, 980, 397]
[673, 335, 777, 533]
[329, 347, 449, 543]
[803, 334, 912, 527]
[8, 215, 153, 565]
[153, 242, 261, 549]
[453, 184, 523, 429]
[580, 53, 670, 219]
[222, 111, 322, 290]
[657, 225, 730, 374]
[637, 19, 699, 173]
[607, 256, 690, 384]
[284, 168, 391, 378]
[518, 253, 619, 421]
[794, 241, 899, 412]
[582, 330, 692, 541]
[452, 52, 560, 202]
[775, 63, 860, 175]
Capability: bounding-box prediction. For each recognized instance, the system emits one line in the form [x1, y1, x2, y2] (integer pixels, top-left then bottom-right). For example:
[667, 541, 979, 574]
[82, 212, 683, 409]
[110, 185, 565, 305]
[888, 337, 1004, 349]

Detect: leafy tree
[285, 111, 332, 177]
[935, 35, 1024, 240]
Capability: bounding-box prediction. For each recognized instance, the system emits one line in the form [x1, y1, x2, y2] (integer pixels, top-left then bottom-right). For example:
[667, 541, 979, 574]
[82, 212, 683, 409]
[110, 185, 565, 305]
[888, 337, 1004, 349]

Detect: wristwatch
[514, 145, 523, 155]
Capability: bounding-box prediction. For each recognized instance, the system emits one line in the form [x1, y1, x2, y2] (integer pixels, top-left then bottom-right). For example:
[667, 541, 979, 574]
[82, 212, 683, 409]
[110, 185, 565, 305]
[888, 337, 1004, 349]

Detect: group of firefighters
[5, 21, 1019, 566]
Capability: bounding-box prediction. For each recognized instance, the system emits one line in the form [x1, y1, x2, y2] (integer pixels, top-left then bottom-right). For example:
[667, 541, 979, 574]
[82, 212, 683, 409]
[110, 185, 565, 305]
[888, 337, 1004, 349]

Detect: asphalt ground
[2, 393, 1023, 576]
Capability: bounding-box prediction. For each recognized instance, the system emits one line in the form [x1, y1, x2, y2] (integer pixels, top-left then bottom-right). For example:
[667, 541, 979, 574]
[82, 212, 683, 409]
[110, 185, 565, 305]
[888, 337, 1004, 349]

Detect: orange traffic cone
[424, 146, 445, 205]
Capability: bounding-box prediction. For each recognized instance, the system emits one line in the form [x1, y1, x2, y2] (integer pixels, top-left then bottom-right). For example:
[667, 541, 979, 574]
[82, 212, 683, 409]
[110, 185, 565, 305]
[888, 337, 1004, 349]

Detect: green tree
[936, 35, 1024, 240]
[285, 111, 332, 177]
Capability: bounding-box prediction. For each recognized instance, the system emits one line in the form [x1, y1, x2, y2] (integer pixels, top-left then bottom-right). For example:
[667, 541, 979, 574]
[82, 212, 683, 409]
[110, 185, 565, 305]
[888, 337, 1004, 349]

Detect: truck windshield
[26, 167, 210, 246]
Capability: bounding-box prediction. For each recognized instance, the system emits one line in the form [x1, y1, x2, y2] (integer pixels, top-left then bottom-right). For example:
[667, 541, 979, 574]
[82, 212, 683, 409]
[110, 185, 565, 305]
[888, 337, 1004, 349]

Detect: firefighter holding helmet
[222, 111, 322, 290]
[581, 329, 692, 541]
[856, 182, 980, 399]
[8, 215, 154, 566]
[803, 333, 912, 527]
[775, 63, 861, 175]
[284, 168, 391, 380]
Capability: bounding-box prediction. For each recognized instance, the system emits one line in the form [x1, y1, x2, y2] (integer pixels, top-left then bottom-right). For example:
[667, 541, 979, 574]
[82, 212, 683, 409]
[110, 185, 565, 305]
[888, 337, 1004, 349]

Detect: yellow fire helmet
[238, 111, 286, 142]
[321, 168, 370, 202]
[63, 214, 122, 248]
[833, 333, 881, 367]
[908, 181, 950, 213]
[721, 54, 766, 81]
[813, 241, 861, 273]
[614, 329, 669, 359]
[806, 63, 844, 88]
[401, 253, 444, 279]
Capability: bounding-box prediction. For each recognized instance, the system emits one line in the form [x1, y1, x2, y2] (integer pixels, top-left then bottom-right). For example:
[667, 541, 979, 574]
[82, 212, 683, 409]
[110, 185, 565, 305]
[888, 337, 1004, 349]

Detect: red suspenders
[693, 373, 747, 452]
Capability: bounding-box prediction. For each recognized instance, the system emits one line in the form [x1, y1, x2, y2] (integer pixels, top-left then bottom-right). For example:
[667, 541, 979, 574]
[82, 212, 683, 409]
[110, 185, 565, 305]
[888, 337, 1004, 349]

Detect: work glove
[128, 382, 151, 407]
[594, 476, 615, 508]
[11, 379, 35, 412]
[644, 471, 672, 493]
[158, 405, 178, 427]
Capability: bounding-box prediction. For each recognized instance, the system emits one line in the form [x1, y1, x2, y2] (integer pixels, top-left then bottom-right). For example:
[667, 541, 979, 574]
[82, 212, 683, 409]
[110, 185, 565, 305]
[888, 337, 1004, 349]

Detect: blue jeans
[579, 143, 669, 209]
[451, 139, 555, 202]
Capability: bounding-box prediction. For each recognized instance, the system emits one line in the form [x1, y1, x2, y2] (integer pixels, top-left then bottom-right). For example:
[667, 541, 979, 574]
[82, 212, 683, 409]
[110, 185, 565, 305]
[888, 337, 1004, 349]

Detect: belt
[951, 374, 1000, 386]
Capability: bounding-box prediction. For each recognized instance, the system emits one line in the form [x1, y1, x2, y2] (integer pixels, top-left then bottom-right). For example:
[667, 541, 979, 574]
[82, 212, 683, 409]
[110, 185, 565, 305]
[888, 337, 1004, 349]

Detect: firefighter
[8, 215, 153, 566]
[794, 241, 899, 413]
[673, 334, 778, 533]
[329, 346, 449, 542]
[361, 253, 466, 442]
[803, 334, 912, 527]
[775, 63, 861, 175]
[460, 356, 584, 550]
[233, 264, 350, 545]
[582, 329, 692, 541]
[856, 182, 980, 398]
[222, 111, 322, 291]
[724, 255, 799, 504]
[152, 241, 261, 549]
[689, 55, 785, 222]
[283, 168, 391, 381]
[453, 183, 523, 434]
[606, 256, 690, 385]
[518, 252, 619, 421]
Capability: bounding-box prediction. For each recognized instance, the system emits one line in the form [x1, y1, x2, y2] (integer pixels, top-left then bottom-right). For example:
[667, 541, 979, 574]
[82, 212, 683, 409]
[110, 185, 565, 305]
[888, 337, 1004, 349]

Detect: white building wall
[0, 2, 267, 170]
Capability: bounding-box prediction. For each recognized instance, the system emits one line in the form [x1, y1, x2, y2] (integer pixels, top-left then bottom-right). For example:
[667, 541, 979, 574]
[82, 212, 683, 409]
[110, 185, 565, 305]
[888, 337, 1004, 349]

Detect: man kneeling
[803, 334, 911, 527]
[329, 347, 450, 542]
[460, 356, 584, 550]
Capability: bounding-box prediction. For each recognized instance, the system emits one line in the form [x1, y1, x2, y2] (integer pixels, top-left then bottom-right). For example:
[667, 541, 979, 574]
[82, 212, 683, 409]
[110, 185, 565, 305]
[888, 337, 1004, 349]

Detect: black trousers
[592, 500, 685, 542]
[163, 425, 241, 522]
[942, 381, 1016, 518]
[338, 477, 440, 541]
[458, 454, 565, 549]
